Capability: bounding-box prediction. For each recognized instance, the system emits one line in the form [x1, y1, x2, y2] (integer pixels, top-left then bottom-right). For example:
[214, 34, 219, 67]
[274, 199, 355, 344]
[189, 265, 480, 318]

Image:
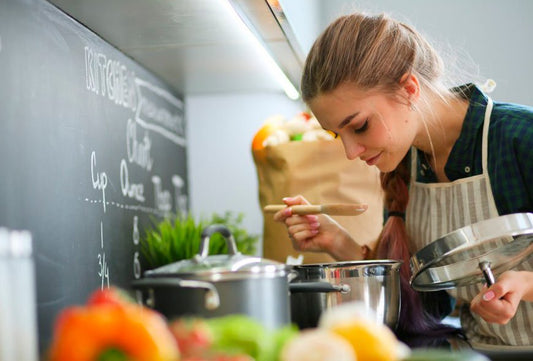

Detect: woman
[273, 12, 533, 350]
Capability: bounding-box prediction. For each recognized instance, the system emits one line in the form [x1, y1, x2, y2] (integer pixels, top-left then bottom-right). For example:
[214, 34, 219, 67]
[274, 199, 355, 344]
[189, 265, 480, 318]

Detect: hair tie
[388, 211, 405, 219]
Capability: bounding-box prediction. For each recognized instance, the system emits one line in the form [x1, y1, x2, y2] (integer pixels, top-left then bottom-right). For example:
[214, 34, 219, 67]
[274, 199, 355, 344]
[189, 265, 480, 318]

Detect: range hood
[47, 0, 306, 97]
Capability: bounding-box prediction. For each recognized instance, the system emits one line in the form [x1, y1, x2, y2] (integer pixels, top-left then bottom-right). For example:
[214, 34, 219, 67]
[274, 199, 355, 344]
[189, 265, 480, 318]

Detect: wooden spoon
[263, 203, 368, 216]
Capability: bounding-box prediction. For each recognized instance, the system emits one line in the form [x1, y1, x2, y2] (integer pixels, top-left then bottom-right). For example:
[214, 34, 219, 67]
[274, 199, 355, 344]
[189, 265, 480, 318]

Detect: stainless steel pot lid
[410, 213, 533, 291]
[291, 259, 402, 277]
[144, 224, 287, 281]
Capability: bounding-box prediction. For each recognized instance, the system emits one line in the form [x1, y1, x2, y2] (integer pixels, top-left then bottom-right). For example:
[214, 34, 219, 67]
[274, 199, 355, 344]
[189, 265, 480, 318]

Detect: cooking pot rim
[290, 259, 403, 269]
[144, 265, 290, 281]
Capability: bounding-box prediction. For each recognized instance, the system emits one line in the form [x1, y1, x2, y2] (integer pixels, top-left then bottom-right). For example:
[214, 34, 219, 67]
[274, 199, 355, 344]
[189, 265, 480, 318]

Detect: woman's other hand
[272, 195, 368, 261]
[470, 270, 533, 324]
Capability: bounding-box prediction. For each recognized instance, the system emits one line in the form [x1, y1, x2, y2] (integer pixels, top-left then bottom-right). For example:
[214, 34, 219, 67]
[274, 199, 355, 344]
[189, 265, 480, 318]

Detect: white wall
[186, 93, 303, 250]
[186, 0, 533, 255]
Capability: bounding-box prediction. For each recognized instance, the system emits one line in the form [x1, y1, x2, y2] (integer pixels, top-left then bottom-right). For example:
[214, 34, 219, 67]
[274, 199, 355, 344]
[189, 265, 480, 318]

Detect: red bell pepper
[48, 287, 180, 361]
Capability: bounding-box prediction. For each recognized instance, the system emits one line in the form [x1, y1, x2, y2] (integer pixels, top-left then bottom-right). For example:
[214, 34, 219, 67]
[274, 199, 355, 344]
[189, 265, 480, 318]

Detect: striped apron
[406, 98, 533, 350]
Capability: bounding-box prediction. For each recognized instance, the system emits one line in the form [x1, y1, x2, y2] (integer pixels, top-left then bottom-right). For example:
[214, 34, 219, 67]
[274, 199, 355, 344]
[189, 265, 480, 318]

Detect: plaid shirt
[416, 83, 533, 215]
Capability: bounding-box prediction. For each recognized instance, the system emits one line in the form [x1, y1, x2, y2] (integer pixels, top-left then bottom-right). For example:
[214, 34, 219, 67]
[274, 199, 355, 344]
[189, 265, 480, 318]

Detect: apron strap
[482, 98, 494, 174]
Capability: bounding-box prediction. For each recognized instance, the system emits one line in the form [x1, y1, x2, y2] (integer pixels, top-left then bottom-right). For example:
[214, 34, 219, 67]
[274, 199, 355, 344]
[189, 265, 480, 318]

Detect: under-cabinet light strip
[221, 0, 301, 100]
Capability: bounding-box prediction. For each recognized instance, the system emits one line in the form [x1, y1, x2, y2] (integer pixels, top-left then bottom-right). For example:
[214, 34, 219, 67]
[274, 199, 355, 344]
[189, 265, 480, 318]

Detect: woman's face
[309, 83, 419, 173]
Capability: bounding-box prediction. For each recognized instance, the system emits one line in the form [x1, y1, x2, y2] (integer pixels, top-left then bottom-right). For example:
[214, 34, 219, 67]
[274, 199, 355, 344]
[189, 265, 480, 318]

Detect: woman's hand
[272, 195, 367, 261]
[470, 270, 533, 324]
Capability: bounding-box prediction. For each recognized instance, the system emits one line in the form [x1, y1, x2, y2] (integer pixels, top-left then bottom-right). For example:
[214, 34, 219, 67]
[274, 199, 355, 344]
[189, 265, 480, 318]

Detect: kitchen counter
[400, 333, 533, 361]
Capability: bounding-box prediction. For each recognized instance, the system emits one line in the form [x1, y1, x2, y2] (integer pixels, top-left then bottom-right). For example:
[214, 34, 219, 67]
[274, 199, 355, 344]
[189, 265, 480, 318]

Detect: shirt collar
[445, 83, 490, 179]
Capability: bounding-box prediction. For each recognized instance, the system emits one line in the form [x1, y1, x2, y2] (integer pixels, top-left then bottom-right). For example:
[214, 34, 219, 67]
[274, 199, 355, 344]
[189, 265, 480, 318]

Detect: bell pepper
[86, 287, 132, 307]
[48, 287, 180, 361]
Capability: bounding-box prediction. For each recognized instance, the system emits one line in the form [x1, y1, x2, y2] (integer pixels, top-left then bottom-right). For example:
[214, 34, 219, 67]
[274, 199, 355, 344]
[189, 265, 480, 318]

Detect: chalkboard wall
[0, 0, 188, 352]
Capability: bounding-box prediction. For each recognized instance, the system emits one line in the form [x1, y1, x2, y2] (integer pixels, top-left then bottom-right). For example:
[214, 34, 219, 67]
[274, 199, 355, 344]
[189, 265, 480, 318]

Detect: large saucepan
[289, 260, 402, 330]
[132, 224, 402, 331]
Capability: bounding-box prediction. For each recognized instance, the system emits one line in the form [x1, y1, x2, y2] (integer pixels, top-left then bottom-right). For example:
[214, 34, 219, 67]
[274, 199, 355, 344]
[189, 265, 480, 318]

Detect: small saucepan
[289, 259, 403, 329]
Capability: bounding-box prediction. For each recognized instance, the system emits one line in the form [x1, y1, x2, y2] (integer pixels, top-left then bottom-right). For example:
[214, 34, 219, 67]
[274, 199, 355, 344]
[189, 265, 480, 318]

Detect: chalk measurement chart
[84, 45, 188, 288]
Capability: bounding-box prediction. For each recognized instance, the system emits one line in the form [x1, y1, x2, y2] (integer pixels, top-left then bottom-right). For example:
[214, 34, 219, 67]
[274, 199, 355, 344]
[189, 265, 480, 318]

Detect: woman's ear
[399, 73, 420, 105]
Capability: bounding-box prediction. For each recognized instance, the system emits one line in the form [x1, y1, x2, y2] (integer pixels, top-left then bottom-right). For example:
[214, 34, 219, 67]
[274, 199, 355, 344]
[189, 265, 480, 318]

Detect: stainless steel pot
[132, 224, 291, 330]
[289, 260, 402, 330]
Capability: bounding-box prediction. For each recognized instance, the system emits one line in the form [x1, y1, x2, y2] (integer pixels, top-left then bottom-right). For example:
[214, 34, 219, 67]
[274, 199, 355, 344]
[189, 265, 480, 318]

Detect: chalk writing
[98, 222, 110, 289]
[152, 176, 172, 213]
[172, 175, 188, 214]
[85, 46, 137, 112]
[132, 215, 140, 245]
[135, 78, 186, 146]
[84, 198, 170, 216]
[132, 216, 141, 279]
[126, 118, 153, 171]
[120, 159, 145, 202]
[91, 151, 108, 213]
[133, 252, 141, 279]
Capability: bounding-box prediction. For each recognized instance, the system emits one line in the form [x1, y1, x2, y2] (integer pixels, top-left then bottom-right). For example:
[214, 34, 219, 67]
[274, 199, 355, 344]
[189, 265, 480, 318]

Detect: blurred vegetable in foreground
[320, 302, 410, 361]
[169, 318, 214, 359]
[47, 288, 486, 361]
[141, 212, 259, 270]
[47, 287, 180, 361]
[281, 329, 356, 361]
[169, 315, 298, 361]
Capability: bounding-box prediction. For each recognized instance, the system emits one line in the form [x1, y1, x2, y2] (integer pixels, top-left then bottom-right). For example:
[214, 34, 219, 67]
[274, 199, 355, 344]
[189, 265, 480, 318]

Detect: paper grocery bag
[253, 139, 384, 264]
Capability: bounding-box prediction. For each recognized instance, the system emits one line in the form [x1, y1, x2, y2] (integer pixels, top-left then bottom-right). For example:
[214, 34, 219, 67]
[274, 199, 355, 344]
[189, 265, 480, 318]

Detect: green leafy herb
[206, 315, 298, 361]
[140, 212, 259, 270]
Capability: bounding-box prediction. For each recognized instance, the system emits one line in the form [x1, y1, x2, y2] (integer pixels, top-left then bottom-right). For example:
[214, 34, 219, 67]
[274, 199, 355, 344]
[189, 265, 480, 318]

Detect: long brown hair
[302, 13, 462, 342]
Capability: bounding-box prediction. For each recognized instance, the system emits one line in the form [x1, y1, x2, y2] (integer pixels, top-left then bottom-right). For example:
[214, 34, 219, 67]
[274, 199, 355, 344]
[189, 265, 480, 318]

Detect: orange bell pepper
[48, 288, 180, 361]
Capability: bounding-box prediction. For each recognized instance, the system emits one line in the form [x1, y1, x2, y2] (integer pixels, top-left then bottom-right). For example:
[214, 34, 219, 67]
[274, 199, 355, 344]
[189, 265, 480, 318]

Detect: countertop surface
[403, 335, 533, 361]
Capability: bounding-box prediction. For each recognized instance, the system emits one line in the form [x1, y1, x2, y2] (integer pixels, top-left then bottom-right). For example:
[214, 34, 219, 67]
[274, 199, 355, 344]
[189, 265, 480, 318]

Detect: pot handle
[131, 278, 220, 310]
[290, 282, 351, 294]
[198, 224, 240, 259]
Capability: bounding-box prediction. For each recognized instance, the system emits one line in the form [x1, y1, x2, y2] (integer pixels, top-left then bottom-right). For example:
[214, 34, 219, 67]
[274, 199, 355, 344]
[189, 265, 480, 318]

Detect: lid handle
[198, 224, 240, 259]
[479, 261, 496, 286]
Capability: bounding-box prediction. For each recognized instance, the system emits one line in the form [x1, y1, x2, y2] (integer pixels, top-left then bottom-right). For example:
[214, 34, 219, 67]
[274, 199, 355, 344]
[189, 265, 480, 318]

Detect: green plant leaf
[140, 212, 259, 270]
